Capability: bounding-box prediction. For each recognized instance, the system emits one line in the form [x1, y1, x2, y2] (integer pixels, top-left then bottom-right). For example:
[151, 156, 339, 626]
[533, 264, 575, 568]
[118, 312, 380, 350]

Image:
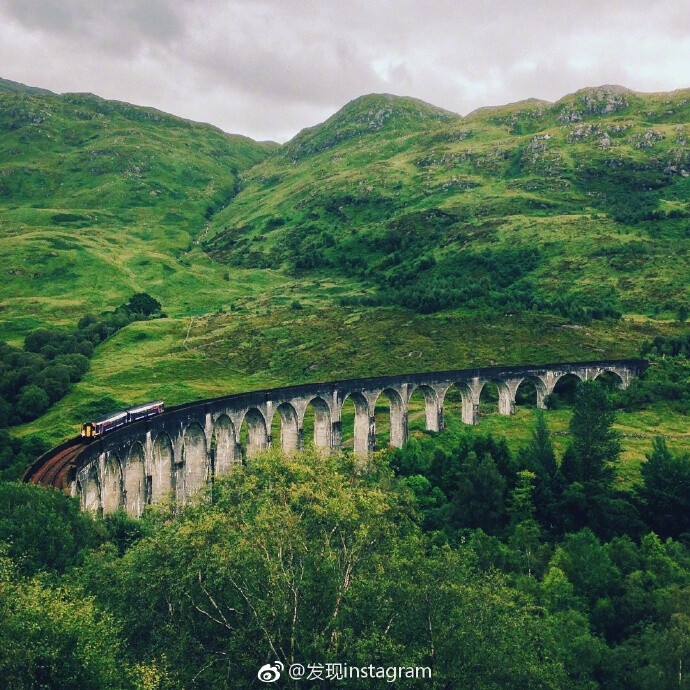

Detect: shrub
[16, 385, 50, 420]
[121, 292, 162, 316]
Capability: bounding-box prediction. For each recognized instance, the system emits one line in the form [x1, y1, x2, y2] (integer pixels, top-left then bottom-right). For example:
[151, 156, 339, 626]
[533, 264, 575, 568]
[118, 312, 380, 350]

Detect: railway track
[23, 438, 86, 491]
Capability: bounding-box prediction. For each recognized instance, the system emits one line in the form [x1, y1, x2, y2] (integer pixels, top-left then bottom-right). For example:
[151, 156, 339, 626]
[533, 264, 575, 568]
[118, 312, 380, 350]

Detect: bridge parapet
[65, 358, 646, 517]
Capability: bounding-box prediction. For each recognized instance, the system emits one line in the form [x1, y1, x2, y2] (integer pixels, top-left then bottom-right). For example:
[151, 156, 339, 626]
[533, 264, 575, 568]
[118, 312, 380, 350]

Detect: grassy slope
[205, 87, 690, 316]
[0, 85, 276, 339]
[0, 83, 687, 470]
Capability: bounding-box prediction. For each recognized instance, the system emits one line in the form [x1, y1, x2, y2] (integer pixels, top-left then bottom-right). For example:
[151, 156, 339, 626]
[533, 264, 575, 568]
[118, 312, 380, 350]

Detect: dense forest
[1, 358, 689, 688]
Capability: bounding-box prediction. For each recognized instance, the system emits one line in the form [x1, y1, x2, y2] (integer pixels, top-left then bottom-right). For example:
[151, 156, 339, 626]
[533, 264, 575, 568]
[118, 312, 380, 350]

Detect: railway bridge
[24, 359, 646, 516]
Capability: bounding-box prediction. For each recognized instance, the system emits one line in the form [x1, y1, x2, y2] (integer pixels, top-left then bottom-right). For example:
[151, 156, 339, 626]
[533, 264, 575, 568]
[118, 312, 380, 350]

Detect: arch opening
[408, 385, 439, 435]
[101, 453, 123, 514]
[515, 377, 546, 410]
[374, 388, 406, 449]
[441, 382, 474, 426]
[479, 379, 513, 417]
[302, 397, 332, 451]
[239, 408, 268, 460]
[478, 381, 499, 415]
[212, 415, 237, 477]
[182, 423, 209, 502]
[341, 392, 370, 455]
[548, 373, 583, 408]
[594, 370, 625, 391]
[270, 403, 299, 453]
[125, 443, 146, 518]
[151, 432, 174, 504]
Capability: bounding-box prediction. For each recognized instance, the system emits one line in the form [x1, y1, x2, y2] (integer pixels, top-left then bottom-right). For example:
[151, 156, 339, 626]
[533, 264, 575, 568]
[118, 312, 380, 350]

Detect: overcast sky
[1, 0, 688, 142]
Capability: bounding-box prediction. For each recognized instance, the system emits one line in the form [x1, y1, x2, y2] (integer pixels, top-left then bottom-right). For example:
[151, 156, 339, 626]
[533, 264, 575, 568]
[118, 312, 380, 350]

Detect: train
[80, 401, 165, 438]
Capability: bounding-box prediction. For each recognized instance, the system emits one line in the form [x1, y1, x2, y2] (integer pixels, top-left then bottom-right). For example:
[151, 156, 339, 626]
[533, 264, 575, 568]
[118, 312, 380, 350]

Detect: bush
[0, 397, 10, 428]
[31, 364, 71, 403]
[543, 393, 562, 410]
[0, 482, 97, 575]
[54, 353, 90, 381]
[120, 292, 162, 316]
[617, 357, 690, 413]
[642, 334, 690, 358]
[16, 385, 50, 420]
[0, 431, 50, 481]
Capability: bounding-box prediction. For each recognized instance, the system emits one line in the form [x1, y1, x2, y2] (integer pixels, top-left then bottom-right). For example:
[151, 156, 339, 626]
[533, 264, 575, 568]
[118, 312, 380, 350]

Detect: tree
[450, 451, 506, 534]
[81, 450, 420, 686]
[122, 292, 162, 316]
[419, 547, 569, 689]
[0, 482, 97, 576]
[639, 437, 690, 539]
[79, 450, 570, 688]
[0, 395, 10, 428]
[15, 384, 50, 420]
[518, 410, 564, 532]
[508, 470, 537, 525]
[522, 410, 557, 476]
[561, 380, 621, 485]
[540, 568, 609, 687]
[0, 433, 50, 481]
[32, 364, 71, 403]
[0, 549, 127, 689]
[54, 353, 90, 381]
[549, 529, 622, 611]
[23, 327, 62, 354]
[606, 617, 690, 689]
[558, 380, 633, 536]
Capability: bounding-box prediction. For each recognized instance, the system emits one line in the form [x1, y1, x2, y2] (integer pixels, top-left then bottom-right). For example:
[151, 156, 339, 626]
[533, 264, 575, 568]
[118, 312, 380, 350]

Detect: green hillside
[0, 82, 687, 457]
[0, 84, 275, 339]
[206, 86, 689, 320]
[0, 77, 55, 96]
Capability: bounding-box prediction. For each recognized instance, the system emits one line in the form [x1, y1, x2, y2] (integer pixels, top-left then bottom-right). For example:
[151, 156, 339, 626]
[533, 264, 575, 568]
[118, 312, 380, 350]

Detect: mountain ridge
[0, 77, 56, 96]
[282, 92, 460, 160]
[5, 74, 688, 141]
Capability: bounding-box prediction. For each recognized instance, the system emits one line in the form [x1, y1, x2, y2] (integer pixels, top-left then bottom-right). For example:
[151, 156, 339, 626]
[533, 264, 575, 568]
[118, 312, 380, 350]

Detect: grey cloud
[0, 0, 687, 141]
[2, 0, 185, 51]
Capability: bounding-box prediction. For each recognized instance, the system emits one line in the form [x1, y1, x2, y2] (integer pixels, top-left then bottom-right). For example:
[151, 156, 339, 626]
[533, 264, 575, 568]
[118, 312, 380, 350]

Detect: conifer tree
[561, 380, 621, 485]
[559, 381, 638, 538]
[518, 410, 564, 532]
[639, 437, 690, 539]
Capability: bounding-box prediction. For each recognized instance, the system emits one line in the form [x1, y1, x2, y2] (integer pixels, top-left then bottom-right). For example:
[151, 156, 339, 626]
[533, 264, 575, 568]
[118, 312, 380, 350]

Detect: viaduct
[31, 359, 646, 516]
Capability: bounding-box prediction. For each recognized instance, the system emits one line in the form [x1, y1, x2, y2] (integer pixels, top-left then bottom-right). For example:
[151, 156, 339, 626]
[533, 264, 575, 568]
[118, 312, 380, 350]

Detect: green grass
[205, 88, 689, 320]
[0, 86, 273, 342]
[455, 404, 689, 488]
[1, 82, 688, 476]
[15, 299, 686, 451]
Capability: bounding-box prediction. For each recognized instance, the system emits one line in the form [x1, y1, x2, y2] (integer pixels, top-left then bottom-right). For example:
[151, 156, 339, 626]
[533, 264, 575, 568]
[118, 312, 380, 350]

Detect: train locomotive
[80, 401, 164, 438]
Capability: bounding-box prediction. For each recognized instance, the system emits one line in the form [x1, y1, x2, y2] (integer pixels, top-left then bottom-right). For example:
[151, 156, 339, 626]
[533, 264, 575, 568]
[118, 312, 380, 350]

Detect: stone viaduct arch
[101, 452, 122, 514]
[125, 443, 146, 518]
[151, 432, 173, 503]
[68, 358, 646, 516]
[211, 415, 237, 476]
